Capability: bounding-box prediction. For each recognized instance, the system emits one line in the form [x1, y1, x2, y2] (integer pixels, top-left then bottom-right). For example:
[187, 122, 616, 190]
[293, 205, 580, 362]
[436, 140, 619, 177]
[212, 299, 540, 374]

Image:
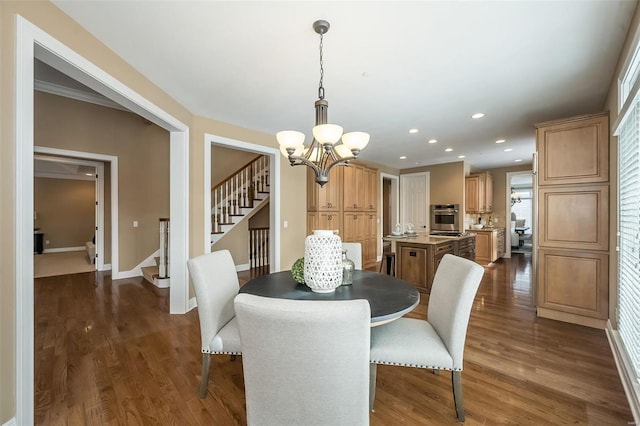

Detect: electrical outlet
[133, 221, 139, 228]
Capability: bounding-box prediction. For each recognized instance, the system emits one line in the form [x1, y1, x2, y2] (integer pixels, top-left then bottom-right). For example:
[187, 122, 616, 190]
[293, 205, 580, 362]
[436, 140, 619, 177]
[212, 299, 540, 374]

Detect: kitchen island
[384, 234, 476, 293]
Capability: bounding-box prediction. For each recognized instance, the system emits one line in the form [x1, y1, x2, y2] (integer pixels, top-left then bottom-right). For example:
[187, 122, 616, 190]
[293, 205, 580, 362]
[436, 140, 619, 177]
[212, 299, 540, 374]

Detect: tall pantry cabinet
[307, 163, 379, 268]
[535, 112, 609, 329]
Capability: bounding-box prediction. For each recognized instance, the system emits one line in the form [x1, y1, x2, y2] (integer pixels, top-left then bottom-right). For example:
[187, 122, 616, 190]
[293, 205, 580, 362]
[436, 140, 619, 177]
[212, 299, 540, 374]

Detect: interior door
[400, 172, 429, 233]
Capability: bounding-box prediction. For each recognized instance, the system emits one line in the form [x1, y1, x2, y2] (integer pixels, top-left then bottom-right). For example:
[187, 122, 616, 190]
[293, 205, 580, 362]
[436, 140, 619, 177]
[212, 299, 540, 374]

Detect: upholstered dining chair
[342, 242, 363, 270]
[234, 293, 371, 426]
[187, 250, 242, 398]
[369, 254, 484, 421]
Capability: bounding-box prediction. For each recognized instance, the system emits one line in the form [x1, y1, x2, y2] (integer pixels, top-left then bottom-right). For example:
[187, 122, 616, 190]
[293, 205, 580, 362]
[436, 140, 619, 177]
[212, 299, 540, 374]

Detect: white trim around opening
[15, 14, 190, 425]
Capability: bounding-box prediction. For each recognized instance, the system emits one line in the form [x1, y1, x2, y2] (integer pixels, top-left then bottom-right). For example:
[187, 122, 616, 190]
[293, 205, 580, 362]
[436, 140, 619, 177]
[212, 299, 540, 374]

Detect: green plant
[291, 257, 305, 284]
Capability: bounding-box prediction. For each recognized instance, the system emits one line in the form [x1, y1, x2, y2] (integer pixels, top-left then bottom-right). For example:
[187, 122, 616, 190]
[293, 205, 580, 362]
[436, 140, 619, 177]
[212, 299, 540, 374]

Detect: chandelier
[511, 188, 521, 206]
[277, 20, 370, 187]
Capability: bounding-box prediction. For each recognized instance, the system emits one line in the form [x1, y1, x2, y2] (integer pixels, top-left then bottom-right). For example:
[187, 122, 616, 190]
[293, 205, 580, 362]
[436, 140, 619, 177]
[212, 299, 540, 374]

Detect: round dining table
[239, 269, 420, 326]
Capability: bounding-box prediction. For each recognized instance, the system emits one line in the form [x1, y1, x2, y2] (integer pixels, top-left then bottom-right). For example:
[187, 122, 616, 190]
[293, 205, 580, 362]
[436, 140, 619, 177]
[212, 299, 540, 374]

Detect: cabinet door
[342, 213, 364, 241]
[307, 212, 317, 236]
[399, 246, 427, 291]
[537, 114, 609, 185]
[538, 184, 609, 251]
[465, 176, 480, 213]
[344, 165, 365, 211]
[485, 173, 493, 212]
[473, 232, 491, 263]
[317, 212, 341, 235]
[538, 248, 608, 325]
[318, 167, 342, 211]
[364, 167, 377, 211]
[307, 168, 319, 211]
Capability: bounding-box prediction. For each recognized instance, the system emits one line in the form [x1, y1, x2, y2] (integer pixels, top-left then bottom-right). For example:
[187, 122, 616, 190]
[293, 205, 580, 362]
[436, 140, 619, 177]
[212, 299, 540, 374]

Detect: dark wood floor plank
[34, 254, 633, 425]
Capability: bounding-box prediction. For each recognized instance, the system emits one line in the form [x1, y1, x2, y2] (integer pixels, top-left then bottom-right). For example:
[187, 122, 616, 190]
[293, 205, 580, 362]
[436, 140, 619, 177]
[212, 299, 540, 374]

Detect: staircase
[142, 218, 170, 288]
[211, 155, 270, 244]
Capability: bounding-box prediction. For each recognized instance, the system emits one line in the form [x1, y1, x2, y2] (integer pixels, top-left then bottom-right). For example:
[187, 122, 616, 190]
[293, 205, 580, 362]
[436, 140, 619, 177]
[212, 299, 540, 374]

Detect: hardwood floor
[34, 254, 632, 425]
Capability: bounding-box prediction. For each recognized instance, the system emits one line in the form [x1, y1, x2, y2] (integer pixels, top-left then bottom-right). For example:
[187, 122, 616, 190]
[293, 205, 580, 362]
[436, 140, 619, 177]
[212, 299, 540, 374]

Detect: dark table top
[239, 270, 420, 325]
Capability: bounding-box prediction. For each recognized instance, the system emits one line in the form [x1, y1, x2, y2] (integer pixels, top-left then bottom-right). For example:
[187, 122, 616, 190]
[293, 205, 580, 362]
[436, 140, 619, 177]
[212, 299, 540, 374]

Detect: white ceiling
[50, 1, 636, 171]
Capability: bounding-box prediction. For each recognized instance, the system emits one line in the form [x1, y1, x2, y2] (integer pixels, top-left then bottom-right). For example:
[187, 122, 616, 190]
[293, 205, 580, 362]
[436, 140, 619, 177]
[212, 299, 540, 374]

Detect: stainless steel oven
[430, 204, 460, 233]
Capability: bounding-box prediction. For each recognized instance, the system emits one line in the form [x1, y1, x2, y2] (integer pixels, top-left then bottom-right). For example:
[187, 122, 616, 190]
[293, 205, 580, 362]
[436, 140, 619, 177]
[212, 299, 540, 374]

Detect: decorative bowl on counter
[471, 224, 484, 229]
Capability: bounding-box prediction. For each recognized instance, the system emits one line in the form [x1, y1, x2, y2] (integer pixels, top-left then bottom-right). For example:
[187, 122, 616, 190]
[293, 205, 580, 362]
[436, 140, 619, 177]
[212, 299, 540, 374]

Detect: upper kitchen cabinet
[537, 113, 609, 185]
[465, 171, 493, 213]
[307, 167, 342, 212]
[344, 164, 378, 212]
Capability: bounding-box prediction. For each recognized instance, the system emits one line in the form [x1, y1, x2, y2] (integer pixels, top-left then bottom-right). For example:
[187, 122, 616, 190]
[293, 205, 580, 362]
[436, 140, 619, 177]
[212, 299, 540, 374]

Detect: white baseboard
[2, 417, 16, 426]
[42, 246, 84, 253]
[235, 263, 249, 272]
[99, 263, 112, 271]
[113, 249, 159, 279]
[606, 321, 640, 424]
[188, 297, 197, 312]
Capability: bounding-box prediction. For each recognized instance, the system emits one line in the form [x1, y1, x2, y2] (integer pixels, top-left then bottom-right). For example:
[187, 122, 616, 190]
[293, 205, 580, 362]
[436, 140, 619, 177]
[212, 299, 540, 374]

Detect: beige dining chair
[369, 254, 484, 421]
[342, 242, 362, 270]
[234, 293, 371, 425]
[187, 250, 242, 398]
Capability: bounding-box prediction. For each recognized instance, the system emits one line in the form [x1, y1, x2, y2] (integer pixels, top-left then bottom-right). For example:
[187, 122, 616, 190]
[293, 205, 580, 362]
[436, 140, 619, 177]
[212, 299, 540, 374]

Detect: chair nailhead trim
[369, 360, 461, 371]
[202, 350, 241, 355]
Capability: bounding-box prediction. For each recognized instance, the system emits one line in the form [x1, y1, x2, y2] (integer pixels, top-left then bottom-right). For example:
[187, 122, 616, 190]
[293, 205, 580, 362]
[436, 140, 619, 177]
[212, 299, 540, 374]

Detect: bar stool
[379, 251, 396, 276]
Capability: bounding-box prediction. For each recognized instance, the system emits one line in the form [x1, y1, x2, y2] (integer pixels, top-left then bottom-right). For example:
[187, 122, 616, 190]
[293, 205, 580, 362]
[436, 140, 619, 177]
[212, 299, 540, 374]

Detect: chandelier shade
[276, 19, 369, 186]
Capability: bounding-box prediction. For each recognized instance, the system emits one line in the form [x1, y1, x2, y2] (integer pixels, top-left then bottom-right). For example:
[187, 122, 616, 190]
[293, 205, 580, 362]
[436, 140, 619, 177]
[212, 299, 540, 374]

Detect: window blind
[618, 97, 640, 381]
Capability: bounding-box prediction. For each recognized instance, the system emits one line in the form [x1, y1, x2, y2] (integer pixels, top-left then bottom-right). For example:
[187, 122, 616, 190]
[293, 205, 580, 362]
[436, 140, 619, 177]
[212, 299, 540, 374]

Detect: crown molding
[34, 79, 128, 112]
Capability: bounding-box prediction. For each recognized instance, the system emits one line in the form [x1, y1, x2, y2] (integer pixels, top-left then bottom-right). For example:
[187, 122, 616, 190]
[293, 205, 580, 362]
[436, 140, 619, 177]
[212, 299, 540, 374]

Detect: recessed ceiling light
[458, 155, 465, 159]
[495, 139, 506, 144]
[445, 148, 453, 152]
[428, 139, 438, 144]
[471, 113, 485, 119]
[409, 129, 419, 134]
[504, 148, 513, 152]
[85, 173, 93, 176]
[514, 159, 522, 162]
[400, 156, 407, 159]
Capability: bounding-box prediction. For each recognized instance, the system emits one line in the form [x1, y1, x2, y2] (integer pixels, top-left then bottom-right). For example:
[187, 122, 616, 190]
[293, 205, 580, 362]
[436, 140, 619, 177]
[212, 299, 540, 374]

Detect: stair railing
[159, 218, 170, 278]
[249, 227, 269, 273]
[212, 155, 269, 233]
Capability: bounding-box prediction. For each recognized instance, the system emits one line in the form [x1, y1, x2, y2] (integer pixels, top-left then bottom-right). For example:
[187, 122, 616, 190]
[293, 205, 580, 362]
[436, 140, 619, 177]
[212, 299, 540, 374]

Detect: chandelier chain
[318, 31, 325, 100]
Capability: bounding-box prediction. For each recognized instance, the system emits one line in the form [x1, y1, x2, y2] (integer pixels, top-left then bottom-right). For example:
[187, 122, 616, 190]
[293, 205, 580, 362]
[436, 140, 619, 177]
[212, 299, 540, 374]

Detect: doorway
[205, 134, 281, 273]
[506, 171, 533, 257]
[400, 172, 430, 233]
[15, 16, 190, 424]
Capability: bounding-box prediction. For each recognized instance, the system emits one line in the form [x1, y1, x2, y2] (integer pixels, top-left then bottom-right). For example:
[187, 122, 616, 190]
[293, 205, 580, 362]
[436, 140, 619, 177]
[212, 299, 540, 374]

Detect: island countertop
[382, 233, 475, 245]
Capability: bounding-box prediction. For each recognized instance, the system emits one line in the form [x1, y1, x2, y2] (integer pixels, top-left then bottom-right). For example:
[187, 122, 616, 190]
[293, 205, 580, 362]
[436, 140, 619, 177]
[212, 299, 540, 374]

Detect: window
[616, 38, 640, 382]
[616, 98, 640, 381]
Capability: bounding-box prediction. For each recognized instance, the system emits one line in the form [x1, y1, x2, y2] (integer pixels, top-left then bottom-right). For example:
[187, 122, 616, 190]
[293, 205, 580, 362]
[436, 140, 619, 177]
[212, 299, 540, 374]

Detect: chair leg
[369, 363, 377, 412]
[199, 353, 211, 398]
[452, 370, 465, 422]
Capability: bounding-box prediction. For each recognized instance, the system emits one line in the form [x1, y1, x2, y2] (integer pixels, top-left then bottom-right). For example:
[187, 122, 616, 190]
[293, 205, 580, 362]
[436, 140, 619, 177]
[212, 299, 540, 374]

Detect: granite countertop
[383, 233, 475, 245]
[467, 227, 505, 232]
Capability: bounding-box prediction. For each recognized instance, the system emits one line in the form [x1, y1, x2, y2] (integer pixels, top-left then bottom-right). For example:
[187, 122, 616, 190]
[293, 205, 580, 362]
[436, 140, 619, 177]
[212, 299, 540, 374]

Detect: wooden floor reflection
[34, 253, 632, 425]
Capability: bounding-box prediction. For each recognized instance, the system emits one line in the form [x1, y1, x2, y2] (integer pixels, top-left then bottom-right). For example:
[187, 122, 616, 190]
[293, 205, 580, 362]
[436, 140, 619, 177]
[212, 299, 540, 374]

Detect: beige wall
[212, 145, 259, 187]
[401, 161, 466, 206]
[249, 203, 270, 228]
[34, 177, 95, 249]
[35, 92, 170, 270]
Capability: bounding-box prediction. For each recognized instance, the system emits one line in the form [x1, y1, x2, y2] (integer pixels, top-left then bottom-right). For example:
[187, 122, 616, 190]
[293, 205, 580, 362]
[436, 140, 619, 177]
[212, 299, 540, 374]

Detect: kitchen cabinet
[307, 162, 378, 268]
[468, 228, 504, 263]
[394, 235, 475, 293]
[307, 167, 342, 212]
[535, 112, 609, 329]
[307, 212, 341, 236]
[465, 171, 493, 213]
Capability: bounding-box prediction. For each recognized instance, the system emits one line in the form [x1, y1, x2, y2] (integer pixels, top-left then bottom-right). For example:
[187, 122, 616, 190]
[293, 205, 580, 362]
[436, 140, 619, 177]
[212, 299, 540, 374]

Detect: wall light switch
[133, 221, 139, 228]
[284, 220, 288, 228]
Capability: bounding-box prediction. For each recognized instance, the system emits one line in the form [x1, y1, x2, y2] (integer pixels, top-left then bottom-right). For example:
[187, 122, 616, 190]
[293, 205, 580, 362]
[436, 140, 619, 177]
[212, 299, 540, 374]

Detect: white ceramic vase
[304, 230, 343, 293]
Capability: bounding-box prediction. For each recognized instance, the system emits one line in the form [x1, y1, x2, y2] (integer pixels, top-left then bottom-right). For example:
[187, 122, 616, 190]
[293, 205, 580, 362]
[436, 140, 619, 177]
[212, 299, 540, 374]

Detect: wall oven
[430, 204, 460, 233]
